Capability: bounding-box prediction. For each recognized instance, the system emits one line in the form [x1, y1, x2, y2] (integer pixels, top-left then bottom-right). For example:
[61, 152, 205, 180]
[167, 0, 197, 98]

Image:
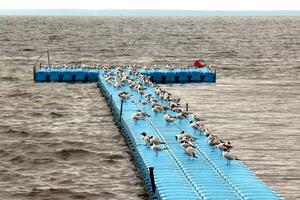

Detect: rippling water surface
[0, 16, 299, 200]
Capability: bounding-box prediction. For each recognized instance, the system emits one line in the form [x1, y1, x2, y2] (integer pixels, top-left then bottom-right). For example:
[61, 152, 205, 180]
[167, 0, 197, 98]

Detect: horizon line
[0, 9, 299, 16]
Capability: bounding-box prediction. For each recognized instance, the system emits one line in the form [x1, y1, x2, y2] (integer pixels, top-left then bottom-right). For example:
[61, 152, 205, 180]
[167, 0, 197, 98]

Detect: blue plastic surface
[34, 67, 216, 83]
[62, 69, 74, 81]
[75, 69, 86, 81]
[34, 67, 281, 200]
[95, 69, 281, 200]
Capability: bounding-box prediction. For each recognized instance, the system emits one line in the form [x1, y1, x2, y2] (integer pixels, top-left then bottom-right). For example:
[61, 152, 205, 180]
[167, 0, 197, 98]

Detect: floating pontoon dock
[33, 53, 281, 200]
[34, 66, 216, 83]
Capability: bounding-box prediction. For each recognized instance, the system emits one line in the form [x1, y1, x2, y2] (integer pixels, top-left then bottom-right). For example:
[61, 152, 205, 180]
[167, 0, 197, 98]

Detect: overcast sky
[0, 0, 299, 10]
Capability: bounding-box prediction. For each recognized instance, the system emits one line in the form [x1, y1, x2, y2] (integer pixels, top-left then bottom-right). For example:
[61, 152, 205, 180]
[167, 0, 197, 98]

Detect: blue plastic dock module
[33, 66, 281, 200]
[34, 67, 100, 82]
[138, 68, 216, 83]
[96, 70, 281, 200]
[34, 67, 216, 83]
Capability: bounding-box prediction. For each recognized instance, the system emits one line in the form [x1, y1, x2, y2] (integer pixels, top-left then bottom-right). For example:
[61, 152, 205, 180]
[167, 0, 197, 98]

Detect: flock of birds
[103, 65, 239, 165]
[40, 64, 215, 71]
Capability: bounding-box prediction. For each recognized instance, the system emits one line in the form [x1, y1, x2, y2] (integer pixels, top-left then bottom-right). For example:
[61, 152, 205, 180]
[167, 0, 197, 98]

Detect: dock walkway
[96, 69, 281, 200]
[33, 66, 281, 200]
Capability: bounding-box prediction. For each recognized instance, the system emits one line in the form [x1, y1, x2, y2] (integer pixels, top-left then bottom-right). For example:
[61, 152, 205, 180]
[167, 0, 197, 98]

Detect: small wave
[0, 149, 10, 157]
[108, 154, 126, 160]
[222, 67, 236, 70]
[32, 131, 52, 138]
[44, 102, 59, 106]
[28, 187, 72, 196]
[0, 38, 10, 42]
[50, 112, 64, 118]
[32, 158, 54, 164]
[5, 128, 30, 137]
[63, 140, 86, 146]
[100, 191, 115, 198]
[25, 187, 98, 198]
[49, 35, 61, 40]
[102, 159, 117, 164]
[0, 76, 19, 81]
[30, 112, 43, 117]
[55, 148, 93, 160]
[68, 61, 83, 65]
[138, 193, 151, 199]
[22, 48, 35, 52]
[7, 92, 32, 98]
[9, 155, 25, 163]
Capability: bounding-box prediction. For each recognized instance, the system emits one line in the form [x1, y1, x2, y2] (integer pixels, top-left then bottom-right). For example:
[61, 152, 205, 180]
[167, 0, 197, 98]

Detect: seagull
[201, 128, 209, 136]
[216, 141, 234, 156]
[150, 143, 167, 156]
[114, 81, 123, 88]
[139, 111, 150, 117]
[138, 88, 145, 96]
[176, 112, 187, 122]
[149, 136, 165, 145]
[141, 132, 151, 146]
[181, 111, 191, 116]
[206, 133, 219, 141]
[186, 146, 198, 160]
[223, 141, 233, 150]
[222, 150, 239, 165]
[169, 97, 181, 104]
[151, 101, 161, 107]
[118, 91, 131, 100]
[217, 143, 228, 156]
[180, 140, 195, 150]
[152, 105, 162, 114]
[161, 105, 171, 113]
[175, 131, 197, 141]
[208, 137, 221, 152]
[172, 107, 182, 113]
[164, 114, 175, 125]
[131, 112, 145, 124]
[191, 114, 201, 122]
[190, 121, 200, 132]
[139, 100, 148, 105]
[144, 93, 152, 99]
[169, 102, 179, 109]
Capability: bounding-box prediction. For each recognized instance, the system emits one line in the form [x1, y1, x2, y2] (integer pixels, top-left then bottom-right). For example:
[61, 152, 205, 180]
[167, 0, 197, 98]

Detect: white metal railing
[33, 49, 51, 80]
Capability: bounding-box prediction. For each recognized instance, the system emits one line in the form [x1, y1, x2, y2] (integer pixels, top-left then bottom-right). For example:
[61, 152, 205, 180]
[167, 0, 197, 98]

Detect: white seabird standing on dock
[150, 143, 167, 156]
[222, 150, 239, 165]
[186, 146, 198, 160]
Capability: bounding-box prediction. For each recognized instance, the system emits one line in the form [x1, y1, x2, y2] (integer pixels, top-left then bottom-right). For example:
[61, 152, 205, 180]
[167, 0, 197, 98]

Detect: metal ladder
[33, 49, 51, 80]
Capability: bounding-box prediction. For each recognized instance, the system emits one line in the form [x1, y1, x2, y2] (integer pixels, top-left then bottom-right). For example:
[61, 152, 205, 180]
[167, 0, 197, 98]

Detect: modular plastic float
[34, 66, 216, 83]
[32, 52, 281, 199]
[34, 67, 100, 82]
[139, 68, 216, 83]
[95, 70, 281, 200]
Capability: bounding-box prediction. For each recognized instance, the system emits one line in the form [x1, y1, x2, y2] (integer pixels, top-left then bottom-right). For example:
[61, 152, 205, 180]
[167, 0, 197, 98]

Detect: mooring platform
[96, 68, 281, 200]
[33, 65, 281, 200]
[34, 66, 216, 83]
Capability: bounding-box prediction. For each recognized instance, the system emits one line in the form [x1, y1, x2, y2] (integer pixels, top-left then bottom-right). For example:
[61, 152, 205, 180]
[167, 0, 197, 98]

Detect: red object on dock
[194, 60, 205, 68]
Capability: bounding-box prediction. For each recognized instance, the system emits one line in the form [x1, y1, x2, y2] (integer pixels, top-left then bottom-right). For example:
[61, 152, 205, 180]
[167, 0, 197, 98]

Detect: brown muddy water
[0, 16, 299, 200]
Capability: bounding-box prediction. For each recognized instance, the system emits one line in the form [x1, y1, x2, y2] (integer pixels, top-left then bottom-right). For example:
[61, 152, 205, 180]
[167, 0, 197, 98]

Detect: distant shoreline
[0, 9, 299, 16]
